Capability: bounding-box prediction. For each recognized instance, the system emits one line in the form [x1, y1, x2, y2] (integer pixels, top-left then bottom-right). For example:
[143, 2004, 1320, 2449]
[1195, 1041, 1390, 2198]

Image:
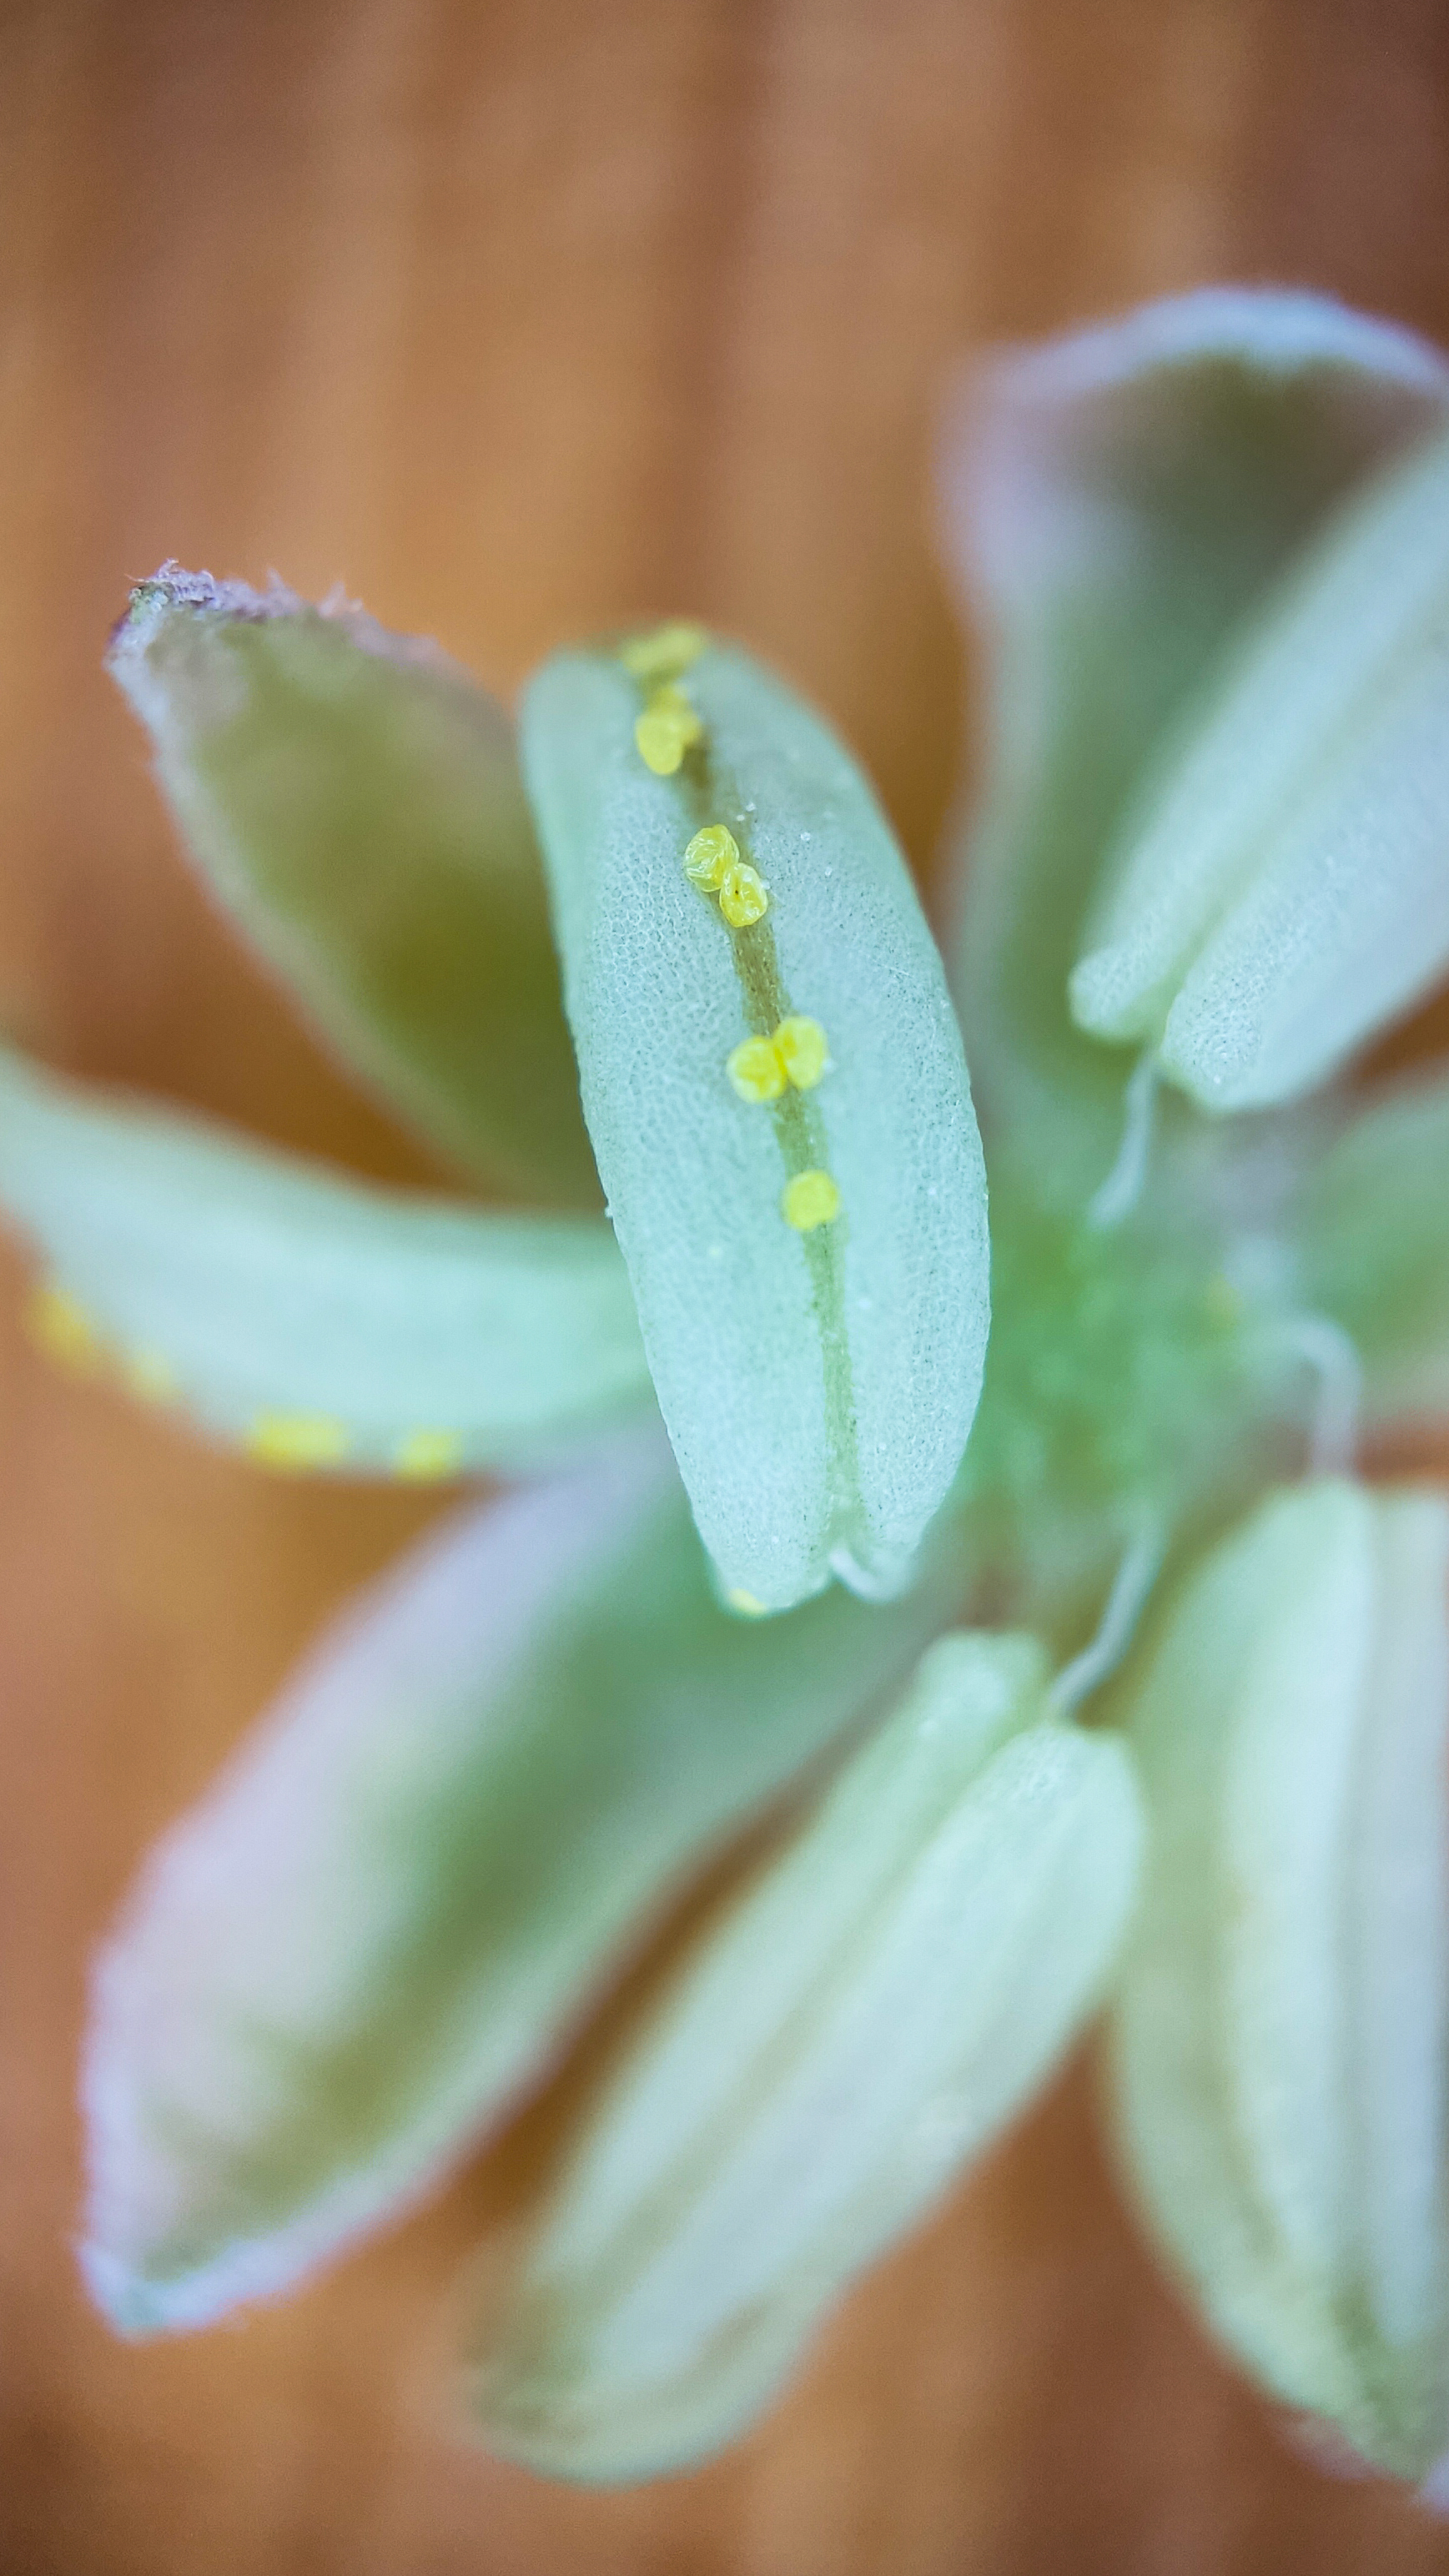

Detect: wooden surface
[4, 3, 1449, 2568]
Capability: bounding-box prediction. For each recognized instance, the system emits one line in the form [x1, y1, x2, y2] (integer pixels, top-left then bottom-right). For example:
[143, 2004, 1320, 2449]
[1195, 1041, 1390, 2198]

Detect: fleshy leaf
[108, 568, 599, 1206]
[1109, 1479, 1449, 2476]
[82, 1429, 948, 2334]
[470, 1632, 1143, 2484]
[521, 635, 989, 1614]
[0, 1043, 649, 1474]
[940, 289, 1449, 1178]
[1071, 426, 1449, 1109]
[1293, 1070, 1449, 1425]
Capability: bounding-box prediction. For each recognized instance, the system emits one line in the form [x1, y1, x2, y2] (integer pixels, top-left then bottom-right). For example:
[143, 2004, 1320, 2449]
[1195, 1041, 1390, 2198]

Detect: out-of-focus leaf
[470, 1632, 1142, 2484]
[521, 636, 989, 1614]
[82, 1430, 947, 2335]
[1071, 429, 1449, 1109]
[940, 289, 1449, 1180]
[1109, 1478, 1449, 2476]
[108, 568, 599, 1205]
[0, 1043, 649, 1474]
[1293, 1071, 1449, 1425]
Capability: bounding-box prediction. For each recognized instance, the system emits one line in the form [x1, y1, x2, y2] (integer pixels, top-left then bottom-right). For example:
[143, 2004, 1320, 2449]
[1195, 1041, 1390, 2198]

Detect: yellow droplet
[684, 823, 739, 888]
[782, 1169, 842, 1232]
[621, 621, 708, 682]
[775, 1014, 829, 1089]
[244, 1411, 350, 1473]
[636, 708, 686, 775]
[727, 1034, 787, 1104]
[1203, 1273, 1244, 1329]
[635, 683, 704, 776]
[26, 1280, 105, 1376]
[394, 1427, 465, 1482]
[120, 1346, 179, 1406]
[727, 1587, 768, 1618]
[651, 682, 700, 730]
[720, 862, 769, 928]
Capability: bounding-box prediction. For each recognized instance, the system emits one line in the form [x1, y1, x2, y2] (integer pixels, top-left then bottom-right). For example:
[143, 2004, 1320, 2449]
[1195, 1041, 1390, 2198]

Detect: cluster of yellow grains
[621, 621, 708, 684]
[244, 1415, 467, 1481]
[244, 1411, 351, 1472]
[682, 823, 770, 928]
[624, 623, 711, 777]
[623, 629, 843, 1240]
[727, 1014, 830, 1104]
[25, 1280, 108, 1375]
[26, 1278, 177, 1401]
[23, 1281, 463, 1482]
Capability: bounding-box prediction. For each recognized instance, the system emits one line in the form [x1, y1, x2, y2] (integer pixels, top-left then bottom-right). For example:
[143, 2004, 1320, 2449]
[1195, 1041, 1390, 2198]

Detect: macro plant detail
[8, 281, 1449, 2486]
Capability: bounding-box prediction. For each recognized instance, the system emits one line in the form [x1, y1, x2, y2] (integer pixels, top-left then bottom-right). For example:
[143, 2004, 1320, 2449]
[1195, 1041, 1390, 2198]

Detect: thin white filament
[1087, 1052, 1160, 1231]
[1050, 1518, 1166, 1715]
[1271, 1311, 1364, 1475]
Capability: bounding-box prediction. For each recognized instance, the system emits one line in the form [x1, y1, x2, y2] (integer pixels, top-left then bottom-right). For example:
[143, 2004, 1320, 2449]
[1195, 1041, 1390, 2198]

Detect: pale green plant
[8, 286, 1449, 2488]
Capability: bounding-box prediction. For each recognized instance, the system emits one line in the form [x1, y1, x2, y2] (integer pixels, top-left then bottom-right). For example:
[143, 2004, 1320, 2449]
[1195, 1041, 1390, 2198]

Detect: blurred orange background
[5, 3, 1449, 2568]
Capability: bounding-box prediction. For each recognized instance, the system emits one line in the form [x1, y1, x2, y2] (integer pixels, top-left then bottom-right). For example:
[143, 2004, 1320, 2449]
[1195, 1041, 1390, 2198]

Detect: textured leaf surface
[1071, 428, 1449, 1108]
[82, 1430, 945, 2335]
[941, 289, 1449, 1180]
[0, 1044, 648, 1474]
[108, 568, 599, 1205]
[470, 1632, 1142, 2484]
[521, 637, 989, 1613]
[1109, 1480, 1449, 2475]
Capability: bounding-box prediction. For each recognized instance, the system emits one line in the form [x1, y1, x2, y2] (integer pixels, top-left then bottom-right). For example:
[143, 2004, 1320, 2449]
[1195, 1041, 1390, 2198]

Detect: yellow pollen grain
[727, 1034, 787, 1104]
[651, 682, 701, 731]
[621, 621, 707, 682]
[635, 682, 704, 777]
[727, 1587, 768, 1618]
[775, 1014, 829, 1089]
[394, 1427, 465, 1482]
[635, 707, 686, 775]
[120, 1346, 179, 1406]
[1203, 1273, 1245, 1330]
[782, 1168, 841, 1232]
[684, 823, 738, 888]
[720, 861, 769, 928]
[26, 1280, 105, 1376]
[244, 1410, 350, 1473]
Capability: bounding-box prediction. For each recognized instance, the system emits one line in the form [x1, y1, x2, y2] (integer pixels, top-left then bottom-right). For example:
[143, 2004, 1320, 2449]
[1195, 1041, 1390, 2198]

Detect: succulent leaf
[470, 1631, 1142, 2484]
[82, 1429, 945, 2335]
[941, 288, 1449, 1178]
[521, 635, 989, 1613]
[108, 569, 599, 1205]
[1071, 427, 1449, 1108]
[0, 1043, 650, 1474]
[1109, 1479, 1449, 2475]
